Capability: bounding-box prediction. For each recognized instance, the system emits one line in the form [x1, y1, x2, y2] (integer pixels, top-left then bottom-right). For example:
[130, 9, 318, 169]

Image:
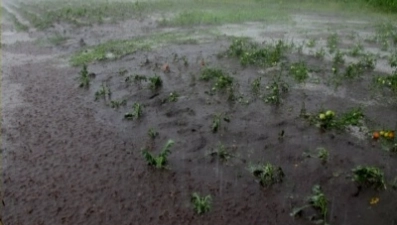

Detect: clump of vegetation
[327, 33, 339, 54]
[263, 78, 289, 105]
[303, 147, 329, 164]
[79, 64, 90, 88]
[142, 139, 174, 169]
[374, 73, 397, 93]
[110, 99, 127, 109]
[303, 108, 364, 131]
[289, 61, 309, 83]
[349, 43, 364, 57]
[167, 92, 179, 102]
[208, 143, 233, 162]
[125, 74, 148, 85]
[211, 113, 230, 133]
[315, 47, 326, 60]
[248, 163, 284, 187]
[352, 166, 386, 190]
[251, 77, 262, 96]
[95, 83, 111, 101]
[227, 38, 290, 67]
[191, 193, 212, 215]
[147, 128, 158, 139]
[306, 38, 316, 48]
[124, 103, 143, 120]
[291, 185, 329, 225]
[200, 68, 234, 93]
[148, 75, 163, 90]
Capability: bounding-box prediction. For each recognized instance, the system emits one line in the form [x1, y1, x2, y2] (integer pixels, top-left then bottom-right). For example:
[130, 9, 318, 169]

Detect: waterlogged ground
[1, 0, 397, 224]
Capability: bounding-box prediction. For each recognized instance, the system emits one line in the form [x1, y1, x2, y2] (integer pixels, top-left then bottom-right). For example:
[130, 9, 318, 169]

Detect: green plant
[210, 113, 229, 133]
[110, 99, 127, 109]
[289, 61, 309, 83]
[291, 185, 328, 225]
[167, 92, 179, 102]
[249, 163, 284, 187]
[79, 64, 90, 88]
[352, 166, 386, 190]
[208, 143, 233, 162]
[251, 77, 262, 96]
[307, 38, 316, 48]
[200, 68, 233, 93]
[327, 33, 339, 54]
[124, 103, 143, 120]
[118, 68, 128, 76]
[191, 193, 212, 215]
[332, 50, 345, 68]
[303, 147, 329, 164]
[142, 139, 174, 169]
[315, 47, 325, 60]
[148, 75, 163, 90]
[349, 43, 364, 57]
[148, 128, 158, 139]
[263, 78, 289, 105]
[390, 52, 397, 68]
[95, 83, 111, 101]
[125, 74, 147, 84]
[374, 73, 397, 93]
[304, 108, 364, 131]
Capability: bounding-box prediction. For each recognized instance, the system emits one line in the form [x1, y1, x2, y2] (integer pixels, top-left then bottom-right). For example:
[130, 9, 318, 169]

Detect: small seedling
[200, 68, 233, 93]
[79, 64, 90, 88]
[303, 147, 329, 164]
[95, 83, 111, 101]
[349, 43, 364, 57]
[148, 75, 163, 90]
[264, 78, 289, 105]
[167, 92, 179, 102]
[191, 193, 212, 215]
[352, 166, 386, 190]
[125, 74, 147, 85]
[291, 185, 329, 225]
[315, 47, 325, 60]
[124, 103, 143, 120]
[211, 114, 221, 133]
[142, 139, 174, 169]
[307, 38, 316, 48]
[110, 99, 127, 109]
[289, 61, 309, 83]
[327, 33, 339, 54]
[248, 163, 284, 187]
[147, 128, 158, 139]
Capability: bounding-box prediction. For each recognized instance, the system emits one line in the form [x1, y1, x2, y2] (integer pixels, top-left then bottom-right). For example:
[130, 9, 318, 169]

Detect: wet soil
[2, 1, 397, 225]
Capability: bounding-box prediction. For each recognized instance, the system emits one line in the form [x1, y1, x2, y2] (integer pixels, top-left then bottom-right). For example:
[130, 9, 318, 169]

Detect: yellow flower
[370, 197, 379, 205]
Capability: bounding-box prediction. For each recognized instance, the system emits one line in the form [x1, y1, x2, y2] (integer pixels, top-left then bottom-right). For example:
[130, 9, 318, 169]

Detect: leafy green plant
[147, 128, 158, 139]
[349, 43, 364, 57]
[303, 108, 364, 131]
[142, 139, 174, 169]
[167, 92, 179, 102]
[211, 113, 230, 133]
[291, 185, 329, 225]
[124, 103, 143, 120]
[289, 61, 309, 83]
[110, 99, 127, 109]
[79, 64, 90, 88]
[200, 68, 233, 93]
[317, 147, 329, 164]
[191, 193, 212, 215]
[95, 83, 111, 101]
[249, 163, 284, 187]
[315, 47, 325, 60]
[148, 75, 163, 90]
[307, 38, 316, 48]
[374, 73, 397, 93]
[352, 166, 386, 190]
[327, 33, 339, 54]
[263, 78, 289, 105]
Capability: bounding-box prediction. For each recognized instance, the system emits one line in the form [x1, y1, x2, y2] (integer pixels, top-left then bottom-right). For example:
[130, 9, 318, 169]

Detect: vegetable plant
[248, 163, 284, 187]
[352, 166, 386, 190]
[142, 139, 174, 169]
[191, 193, 212, 215]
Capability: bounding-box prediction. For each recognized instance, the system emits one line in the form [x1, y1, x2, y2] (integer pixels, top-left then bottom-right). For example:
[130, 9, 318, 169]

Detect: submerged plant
[352, 166, 386, 190]
[142, 139, 174, 169]
[124, 103, 143, 120]
[191, 193, 212, 215]
[249, 163, 284, 187]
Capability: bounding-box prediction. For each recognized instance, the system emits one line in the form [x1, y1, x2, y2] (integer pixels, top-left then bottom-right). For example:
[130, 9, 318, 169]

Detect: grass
[142, 139, 174, 169]
[70, 32, 203, 66]
[249, 163, 284, 188]
[352, 166, 386, 190]
[191, 193, 212, 215]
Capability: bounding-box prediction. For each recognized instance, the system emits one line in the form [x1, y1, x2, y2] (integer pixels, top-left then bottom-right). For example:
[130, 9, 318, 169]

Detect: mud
[2, 1, 397, 225]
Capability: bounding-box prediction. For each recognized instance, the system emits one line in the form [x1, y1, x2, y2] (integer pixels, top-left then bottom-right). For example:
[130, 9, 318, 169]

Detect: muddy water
[2, 3, 397, 225]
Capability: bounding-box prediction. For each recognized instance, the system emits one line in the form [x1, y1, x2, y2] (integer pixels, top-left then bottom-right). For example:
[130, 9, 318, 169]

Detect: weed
[95, 83, 111, 101]
[352, 166, 386, 190]
[349, 43, 364, 57]
[307, 38, 316, 48]
[332, 50, 345, 68]
[291, 185, 328, 225]
[142, 139, 174, 169]
[110, 99, 127, 109]
[124, 103, 143, 120]
[289, 61, 309, 83]
[79, 64, 90, 88]
[147, 128, 158, 139]
[251, 77, 262, 96]
[315, 47, 325, 60]
[249, 163, 284, 187]
[327, 33, 338, 54]
[191, 193, 211, 215]
[148, 75, 163, 91]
